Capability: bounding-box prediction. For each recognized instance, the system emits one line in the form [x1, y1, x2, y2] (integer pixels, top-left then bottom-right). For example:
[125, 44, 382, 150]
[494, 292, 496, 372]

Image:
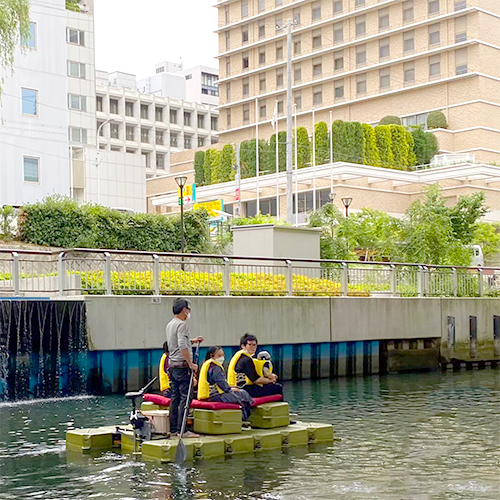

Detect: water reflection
[0, 370, 499, 499]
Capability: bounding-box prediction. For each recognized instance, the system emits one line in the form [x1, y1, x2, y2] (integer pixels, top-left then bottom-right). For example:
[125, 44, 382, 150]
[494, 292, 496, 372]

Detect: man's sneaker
[182, 431, 200, 438]
[242, 421, 251, 429]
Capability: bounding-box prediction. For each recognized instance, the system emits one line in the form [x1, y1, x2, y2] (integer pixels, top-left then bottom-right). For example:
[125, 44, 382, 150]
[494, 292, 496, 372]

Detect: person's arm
[178, 323, 198, 371]
[191, 336, 204, 344]
[241, 357, 274, 386]
[209, 365, 232, 393]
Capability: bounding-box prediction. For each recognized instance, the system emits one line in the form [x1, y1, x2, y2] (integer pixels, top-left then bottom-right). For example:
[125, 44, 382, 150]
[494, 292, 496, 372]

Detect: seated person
[257, 350, 273, 378]
[159, 341, 171, 398]
[228, 333, 283, 398]
[198, 346, 254, 420]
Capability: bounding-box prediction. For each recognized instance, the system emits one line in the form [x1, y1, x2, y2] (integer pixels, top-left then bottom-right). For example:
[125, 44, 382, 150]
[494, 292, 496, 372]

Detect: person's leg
[177, 368, 191, 434]
[243, 383, 283, 398]
[212, 391, 254, 421]
[169, 368, 182, 434]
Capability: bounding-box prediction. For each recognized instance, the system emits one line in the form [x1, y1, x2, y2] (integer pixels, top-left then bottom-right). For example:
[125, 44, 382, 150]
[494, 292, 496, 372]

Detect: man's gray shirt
[166, 317, 191, 364]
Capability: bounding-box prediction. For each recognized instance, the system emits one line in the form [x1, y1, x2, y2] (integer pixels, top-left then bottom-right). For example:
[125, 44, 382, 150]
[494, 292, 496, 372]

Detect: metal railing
[0, 248, 499, 298]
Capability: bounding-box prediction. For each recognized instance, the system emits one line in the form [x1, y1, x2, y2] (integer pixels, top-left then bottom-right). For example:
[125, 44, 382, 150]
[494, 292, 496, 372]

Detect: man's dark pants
[243, 383, 283, 398]
[170, 367, 191, 434]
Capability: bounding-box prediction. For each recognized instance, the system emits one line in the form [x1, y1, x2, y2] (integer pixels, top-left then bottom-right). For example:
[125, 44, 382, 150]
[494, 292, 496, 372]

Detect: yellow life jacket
[198, 359, 225, 400]
[159, 353, 170, 392]
[228, 350, 274, 387]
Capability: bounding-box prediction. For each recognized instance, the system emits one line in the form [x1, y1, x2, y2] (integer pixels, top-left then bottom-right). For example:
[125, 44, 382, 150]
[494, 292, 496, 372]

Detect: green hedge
[211, 144, 234, 184]
[194, 151, 205, 186]
[379, 115, 401, 126]
[375, 125, 395, 168]
[411, 125, 439, 165]
[362, 124, 381, 167]
[314, 121, 330, 165]
[203, 149, 214, 185]
[296, 127, 311, 168]
[266, 131, 287, 173]
[427, 111, 448, 129]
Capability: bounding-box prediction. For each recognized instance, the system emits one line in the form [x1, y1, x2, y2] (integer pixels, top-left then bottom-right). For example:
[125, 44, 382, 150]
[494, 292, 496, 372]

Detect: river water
[0, 369, 499, 500]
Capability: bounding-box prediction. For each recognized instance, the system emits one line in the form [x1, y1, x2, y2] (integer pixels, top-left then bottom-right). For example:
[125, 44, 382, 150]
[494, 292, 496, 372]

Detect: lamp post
[329, 192, 336, 204]
[175, 175, 188, 253]
[96, 118, 111, 205]
[342, 197, 352, 217]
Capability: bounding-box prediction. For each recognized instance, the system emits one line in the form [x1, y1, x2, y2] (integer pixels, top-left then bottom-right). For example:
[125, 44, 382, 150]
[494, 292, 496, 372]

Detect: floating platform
[66, 421, 334, 462]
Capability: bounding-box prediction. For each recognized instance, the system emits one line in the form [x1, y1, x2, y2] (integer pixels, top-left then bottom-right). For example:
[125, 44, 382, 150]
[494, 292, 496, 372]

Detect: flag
[271, 101, 278, 129]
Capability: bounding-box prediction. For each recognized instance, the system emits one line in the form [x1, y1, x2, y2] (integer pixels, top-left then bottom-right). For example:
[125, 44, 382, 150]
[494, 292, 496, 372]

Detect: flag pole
[256, 97, 260, 215]
[294, 103, 298, 226]
[275, 99, 279, 219]
[312, 107, 316, 212]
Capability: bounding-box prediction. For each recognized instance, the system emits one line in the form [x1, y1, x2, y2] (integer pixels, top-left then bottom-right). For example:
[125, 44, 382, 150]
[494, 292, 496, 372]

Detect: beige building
[215, 0, 500, 163]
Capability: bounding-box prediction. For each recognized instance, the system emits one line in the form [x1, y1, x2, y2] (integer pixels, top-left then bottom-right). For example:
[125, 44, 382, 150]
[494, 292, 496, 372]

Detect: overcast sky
[94, 0, 219, 79]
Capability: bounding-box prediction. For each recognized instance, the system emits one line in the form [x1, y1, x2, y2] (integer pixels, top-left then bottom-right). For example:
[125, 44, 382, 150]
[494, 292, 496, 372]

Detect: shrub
[314, 121, 330, 165]
[194, 151, 205, 186]
[0, 205, 16, 239]
[296, 127, 311, 168]
[239, 139, 267, 178]
[410, 126, 439, 165]
[390, 125, 412, 170]
[405, 130, 417, 168]
[203, 149, 214, 185]
[375, 125, 394, 169]
[212, 144, 234, 184]
[333, 121, 364, 164]
[362, 124, 381, 167]
[427, 111, 448, 129]
[266, 131, 287, 173]
[379, 115, 401, 126]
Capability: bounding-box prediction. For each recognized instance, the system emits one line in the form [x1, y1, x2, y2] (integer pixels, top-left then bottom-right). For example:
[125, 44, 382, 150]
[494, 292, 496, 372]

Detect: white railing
[430, 153, 476, 166]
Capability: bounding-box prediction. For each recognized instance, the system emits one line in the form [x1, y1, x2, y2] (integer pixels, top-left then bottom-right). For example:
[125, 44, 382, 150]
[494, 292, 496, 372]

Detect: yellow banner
[194, 199, 224, 217]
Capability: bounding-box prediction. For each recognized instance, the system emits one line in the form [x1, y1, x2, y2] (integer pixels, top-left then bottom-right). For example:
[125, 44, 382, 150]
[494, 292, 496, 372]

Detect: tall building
[216, 0, 500, 163]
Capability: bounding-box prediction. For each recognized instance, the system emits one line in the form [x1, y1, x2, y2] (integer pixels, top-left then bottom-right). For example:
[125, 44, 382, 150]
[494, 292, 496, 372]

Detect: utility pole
[235, 142, 242, 217]
[286, 18, 293, 224]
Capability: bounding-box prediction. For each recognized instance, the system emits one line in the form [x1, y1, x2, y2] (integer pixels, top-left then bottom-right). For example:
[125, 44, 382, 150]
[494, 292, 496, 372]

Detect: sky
[94, 0, 219, 79]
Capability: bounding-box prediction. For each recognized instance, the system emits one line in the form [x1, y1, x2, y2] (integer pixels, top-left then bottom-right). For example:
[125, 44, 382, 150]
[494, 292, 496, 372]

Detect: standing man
[166, 298, 204, 437]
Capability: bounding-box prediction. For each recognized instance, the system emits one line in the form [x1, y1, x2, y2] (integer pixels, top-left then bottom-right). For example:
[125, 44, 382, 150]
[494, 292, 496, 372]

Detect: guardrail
[0, 248, 498, 298]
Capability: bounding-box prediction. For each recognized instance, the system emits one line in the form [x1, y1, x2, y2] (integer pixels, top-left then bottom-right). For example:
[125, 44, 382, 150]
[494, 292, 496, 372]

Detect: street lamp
[96, 118, 111, 205]
[342, 197, 352, 217]
[329, 192, 336, 203]
[175, 176, 188, 254]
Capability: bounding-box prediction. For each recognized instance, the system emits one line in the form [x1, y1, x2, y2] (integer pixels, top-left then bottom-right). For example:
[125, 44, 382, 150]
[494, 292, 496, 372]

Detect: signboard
[235, 188, 240, 202]
[178, 184, 196, 205]
[194, 199, 224, 217]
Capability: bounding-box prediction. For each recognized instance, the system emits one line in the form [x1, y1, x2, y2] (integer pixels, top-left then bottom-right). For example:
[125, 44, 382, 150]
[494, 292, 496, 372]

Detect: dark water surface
[0, 370, 499, 500]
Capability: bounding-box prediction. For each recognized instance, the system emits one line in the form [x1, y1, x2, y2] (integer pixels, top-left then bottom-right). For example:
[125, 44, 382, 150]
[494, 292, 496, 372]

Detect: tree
[66, 0, 80, 11]
[296, 126, 311, 168]
[209, 150, 223, 184]
[473, 223, 500, 260]
[239, 139, 267, 178]
[332, 120, 348, 162]
[390, 125, 411, 170]
[194, 151, 205, 185]
[362, 124, 381, 167]
[410, 125, 439, 165]
[203, 149, 214, 185]
[211, 144, 234, 184]
[375, 125, 394, 168]
[314, 121, 330, 165]
[379, 115, 401, 126]
[266, 131, 286, 173]
[448, 191, 487, 244]
[405, 129, 417, 168]
[0, 0, 30, 91]
[427, 110, 448, 129]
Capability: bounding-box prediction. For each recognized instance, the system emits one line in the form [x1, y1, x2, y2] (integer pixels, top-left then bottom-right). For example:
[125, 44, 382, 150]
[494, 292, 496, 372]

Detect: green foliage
[379, 115, 401, 126]
[473, 222, 500, 259]
[389, 125, 412, 170]
[362, 124, 380, 167]
[448, 191, 487, 244]
[296, 127, 311, 168]
[0, 205, 15, 239]
[18, 196, 211, 253]
[239, 139, 267, 178]
[230, 213, 287, 227]
[427, 111, 448, 129]
[266, 131, 286, 173]
[374, 125, 394, 168]
[332, 121, 364, 164]
[211, 144, 234, 184]
[194, 151, 205, 186]
[405, 130, 417, 168]
[314, 121, 330, 165]
[410, 126, 439, 165]
[203, 149, 214, 185]
[65, 0, 80, 11]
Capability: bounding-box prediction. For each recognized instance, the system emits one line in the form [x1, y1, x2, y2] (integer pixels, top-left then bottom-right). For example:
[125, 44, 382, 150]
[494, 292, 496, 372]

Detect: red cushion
[143, 394, 171, 406]
[251, 395, 283, 407]
[143, 394, 240, 410]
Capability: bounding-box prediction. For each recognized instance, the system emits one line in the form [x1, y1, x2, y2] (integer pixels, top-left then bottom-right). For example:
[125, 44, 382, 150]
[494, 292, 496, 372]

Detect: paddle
[175, 342, 200, 464]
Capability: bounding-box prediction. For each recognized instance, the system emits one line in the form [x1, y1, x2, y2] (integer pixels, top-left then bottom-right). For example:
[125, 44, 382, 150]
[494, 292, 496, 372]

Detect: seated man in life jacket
[228, 333, 283, 398]
[159, 341, 172, 397]
[198, 346, 254, 420]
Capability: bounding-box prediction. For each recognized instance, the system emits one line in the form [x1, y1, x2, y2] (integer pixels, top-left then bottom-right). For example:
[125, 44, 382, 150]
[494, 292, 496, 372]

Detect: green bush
[296, 127, 311, 168]
[239, 139, 267, 178]
[66, 0, 80, 11]
[332, 120, 349, 162]
[390, 125, 412, 170]
[0, 205, 16, 239]
[211, 144, 234, 184]
[203, 149, 214, 185]
[410, 126, 439, 165]
[362, 124, 381, 167]
[266, 131, 287, 173]
[314, 121, 330, 165]
[405, 130, 417, 168]
[19, 196, 211, 253]
[332, 121, 364, 164]
[427, 111, 448, 129]
[194, 151, 205, 186]
[379, 115, 401, 126]
[375, 125, 395, 169]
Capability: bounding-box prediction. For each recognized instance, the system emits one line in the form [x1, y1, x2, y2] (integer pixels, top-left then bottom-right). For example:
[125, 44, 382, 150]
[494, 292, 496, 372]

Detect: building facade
[215, 0, 500, 163]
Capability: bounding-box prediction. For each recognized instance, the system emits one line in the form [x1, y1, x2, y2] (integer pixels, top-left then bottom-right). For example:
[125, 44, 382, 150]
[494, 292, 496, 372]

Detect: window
[333, 0, 343, 14]
[356, 45, 367, 67]
[243, 77, 250, 95]
[141, 104, 149, 119]
[293, 7, 301, 25]
[141, 128, 149, 143]
[242, 25, 249, 43]
[312, 57, 322, 77]
[294, 63, 301, 82]
[333, 22, 343, 43]
[126, 148, 136, 154]
[225, 5, 230, 23]
[211, 116, 218, 130]
[276, 42, 283, 60]
[334, 51, 344, 71]
[312, 29, 322, 49]
[23, 157, 39, 183]
[157, 154, 165, 169]
[379, 8, 389, 30]
[403, 0, 414, 23]
[226, 82, 231, 101]
[277, 98, 284, 114]
[294, 92, 302, 111]
[201, 74, 219, 97]
[379, 38, 390, 60]
[456, 47, 468, 75]
[156, 66, 165, 74]
[259, 20, 265, 39]
[429, 54, 441, 78]
[110, 123, 119, 139]
[404, 31, 415, 53]
[110, 146, 121, 152]
[198, 114, 205, 128]
[170, 109, 177, 124]
[69, 127, 87, 143]
[335, 80, 344, 100]
[260, 101, 267, 119]
[404, 61, 415, 83]
[357, 74, 367, 94]
[429, 24, 440, 46]
[110, 99, 119, 114]
[68, 94, 86, 112]
[170, 133, 178, 147]
[275, 0, 282, 5]
[67, 28, 84, 45]
[276, 68, 284, 87]
[455, 0, 466, 10]
[258, 0, 265, 11]
[156, 131, 164, 145]
[22, 88, 37, 115]
[356, 16, 366, 37]
[380, 68, 390, 89]
[125, 101, 134, 117]
[241, 0, 248, 18]
[68, 61, 85, 78]
[96, 96, 103, 112]
[242, 51, 249, 69]
[313, 85, 322, 106]
[226, 109, 231, 128]
[225, 31, 230, 50]
[97, 121, 105, 137]
[23, 22, 36, 49]
[275, 15, 283, 31]
[198, 137, 205, 148]
[355, 0, 365, 6]
[455, 16, 467, 42]
[142, 152, 151, 168]
[245, 198, 277, 217]
[429, 0, 440, 14]
[312, 1, 321, 21]
[126, 125, 135, 141]
[294, 37, 301, 55]
[243, 104, 250, 124]
[184, 111, 192, 127]
[259, 73, 266, 91]
[155, 107, 163, 122]
[226, 57, 231, 75]
[259, 48, 266, 65]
